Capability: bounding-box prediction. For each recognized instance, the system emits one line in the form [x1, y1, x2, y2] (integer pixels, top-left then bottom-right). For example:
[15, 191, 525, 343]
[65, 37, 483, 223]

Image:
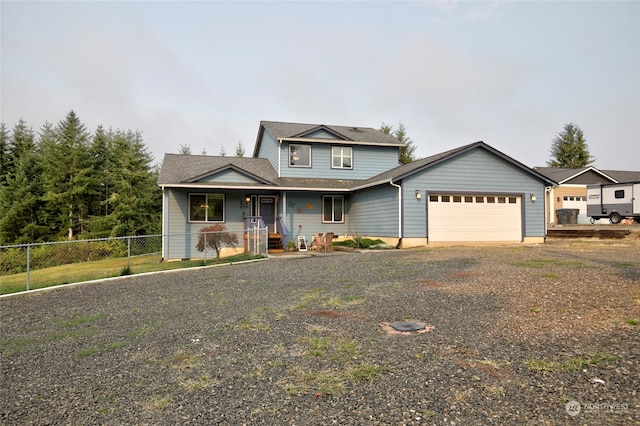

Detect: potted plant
[286, 240, 296, 252]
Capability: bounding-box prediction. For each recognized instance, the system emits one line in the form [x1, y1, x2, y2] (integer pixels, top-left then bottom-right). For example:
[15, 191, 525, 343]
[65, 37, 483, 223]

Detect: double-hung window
[331, 146, 352, 169]
[289, 144, 311, 167]
[189, 194, 224, 222]
[322, 195, 344, 223]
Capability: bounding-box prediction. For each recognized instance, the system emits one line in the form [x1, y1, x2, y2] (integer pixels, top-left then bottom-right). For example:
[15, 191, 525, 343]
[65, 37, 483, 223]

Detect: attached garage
[427, 193, 522, 242]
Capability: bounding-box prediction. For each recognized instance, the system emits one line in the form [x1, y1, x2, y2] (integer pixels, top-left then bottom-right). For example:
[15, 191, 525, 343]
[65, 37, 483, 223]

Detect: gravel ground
[1, 239, 639, 425]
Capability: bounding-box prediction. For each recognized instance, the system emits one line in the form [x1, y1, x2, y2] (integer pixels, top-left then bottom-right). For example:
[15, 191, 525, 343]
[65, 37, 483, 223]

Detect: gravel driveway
[1, 239, 639, 425]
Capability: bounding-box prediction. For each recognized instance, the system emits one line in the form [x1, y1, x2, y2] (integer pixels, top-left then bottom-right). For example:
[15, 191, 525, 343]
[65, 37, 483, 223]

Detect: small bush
[333, 237, 388, 249]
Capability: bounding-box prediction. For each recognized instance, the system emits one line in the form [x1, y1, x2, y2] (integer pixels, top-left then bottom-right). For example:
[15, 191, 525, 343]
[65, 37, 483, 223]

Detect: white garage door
[428, 194, 522, 242]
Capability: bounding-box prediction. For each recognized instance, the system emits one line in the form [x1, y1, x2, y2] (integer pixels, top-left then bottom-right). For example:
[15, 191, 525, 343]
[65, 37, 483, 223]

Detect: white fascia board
[278, 137, 406, 148]
[560, 167, 618, 184]
[160, 183, 352, 192]
[350, 179, 394, 191]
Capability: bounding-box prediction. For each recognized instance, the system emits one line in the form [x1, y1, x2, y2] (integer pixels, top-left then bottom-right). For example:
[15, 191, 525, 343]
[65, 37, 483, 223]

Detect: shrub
[196, 225, 239, 260]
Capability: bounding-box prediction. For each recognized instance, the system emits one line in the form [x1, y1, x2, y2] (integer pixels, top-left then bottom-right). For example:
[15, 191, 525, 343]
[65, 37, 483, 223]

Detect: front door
[259, 196, 276, 233]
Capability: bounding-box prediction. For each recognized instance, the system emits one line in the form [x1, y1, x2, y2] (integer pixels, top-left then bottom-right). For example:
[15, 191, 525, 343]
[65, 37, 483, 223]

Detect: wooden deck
[547, 224, 638, 239]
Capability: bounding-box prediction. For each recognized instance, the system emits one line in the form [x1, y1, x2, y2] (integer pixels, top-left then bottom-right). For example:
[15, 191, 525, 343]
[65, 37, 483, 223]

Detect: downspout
[389, 179, 402, 247]
[278, 139, 282, 177]
[161, 186, 166, 260]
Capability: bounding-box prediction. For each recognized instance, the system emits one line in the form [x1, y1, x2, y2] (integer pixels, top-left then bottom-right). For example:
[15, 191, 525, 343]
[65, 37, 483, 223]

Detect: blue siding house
[158, 121, 556, 259]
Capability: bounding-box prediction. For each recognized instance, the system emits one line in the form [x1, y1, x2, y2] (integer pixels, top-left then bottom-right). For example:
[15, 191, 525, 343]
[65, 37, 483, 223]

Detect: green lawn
[0, 253, 264, 295]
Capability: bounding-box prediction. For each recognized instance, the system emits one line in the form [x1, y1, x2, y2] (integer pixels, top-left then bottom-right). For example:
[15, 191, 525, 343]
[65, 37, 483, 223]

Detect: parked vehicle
[586, 182, 640, 224]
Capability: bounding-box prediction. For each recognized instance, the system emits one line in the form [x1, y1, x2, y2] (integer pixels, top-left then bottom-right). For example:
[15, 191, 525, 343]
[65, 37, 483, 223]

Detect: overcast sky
[2, 1, 639, 170]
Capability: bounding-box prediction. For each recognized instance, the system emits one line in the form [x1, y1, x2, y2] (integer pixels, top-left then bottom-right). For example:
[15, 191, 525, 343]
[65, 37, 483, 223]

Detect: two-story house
[157, 120, 556, 259]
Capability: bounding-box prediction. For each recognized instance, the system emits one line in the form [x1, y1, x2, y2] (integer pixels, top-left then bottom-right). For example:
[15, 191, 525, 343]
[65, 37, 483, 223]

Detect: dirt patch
[411, 279, 445, 290]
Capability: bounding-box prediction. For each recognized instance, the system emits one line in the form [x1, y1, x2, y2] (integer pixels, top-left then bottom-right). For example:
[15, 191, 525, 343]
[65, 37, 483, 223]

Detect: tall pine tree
[547, 123, 594, 168]
[380, 122, 418, 164]
[41, 111, 92, 240]
[0, 121, 46, 244]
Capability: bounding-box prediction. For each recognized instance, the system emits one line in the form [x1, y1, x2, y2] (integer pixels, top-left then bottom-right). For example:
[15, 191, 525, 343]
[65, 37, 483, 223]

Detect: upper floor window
[189, 194, 224, 222]
[331, 146, 352, 169]
[289, 144, 311, 167]
[322, 195, 344, 223]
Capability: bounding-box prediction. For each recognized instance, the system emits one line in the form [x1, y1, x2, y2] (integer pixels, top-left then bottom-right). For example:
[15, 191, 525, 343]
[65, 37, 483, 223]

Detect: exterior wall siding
[199, 169, 261, 184]
[280, 141, 400, 180]
[257, 129, 280, 174]
[401, 148, 546, 238]
[164, 188, 249, 259]
[349, 184, 399, 237]
[280, 191, 349, 245]
[549, 185, 587, 223]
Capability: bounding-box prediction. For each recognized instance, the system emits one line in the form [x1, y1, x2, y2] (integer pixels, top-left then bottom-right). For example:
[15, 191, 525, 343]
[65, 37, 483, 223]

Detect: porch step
[268, 233, 283, 250]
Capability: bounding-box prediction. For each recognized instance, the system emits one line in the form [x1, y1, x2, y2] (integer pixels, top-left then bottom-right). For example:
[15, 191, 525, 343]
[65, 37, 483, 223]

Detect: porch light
[245, 196, 251, 202]
[415, 190, 422, 200]
[530, 193, 536, 202]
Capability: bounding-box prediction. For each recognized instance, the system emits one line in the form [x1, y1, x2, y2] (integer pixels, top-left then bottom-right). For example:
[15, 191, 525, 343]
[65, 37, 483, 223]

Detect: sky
[1, 1, 639, 170]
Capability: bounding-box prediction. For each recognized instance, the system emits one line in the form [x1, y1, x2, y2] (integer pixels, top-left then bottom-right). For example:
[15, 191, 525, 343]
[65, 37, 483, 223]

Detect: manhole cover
[389, 321, 425, 332]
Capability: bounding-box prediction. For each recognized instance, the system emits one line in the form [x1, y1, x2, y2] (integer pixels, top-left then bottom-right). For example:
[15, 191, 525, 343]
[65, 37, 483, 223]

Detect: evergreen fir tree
[41, 111, 92, 239]
[547, 123, 594, 168]
[380, 122, 418, 164]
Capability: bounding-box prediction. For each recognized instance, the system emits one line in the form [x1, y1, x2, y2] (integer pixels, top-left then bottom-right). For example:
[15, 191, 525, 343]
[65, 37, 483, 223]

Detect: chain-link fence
[0, 229, 268, 295]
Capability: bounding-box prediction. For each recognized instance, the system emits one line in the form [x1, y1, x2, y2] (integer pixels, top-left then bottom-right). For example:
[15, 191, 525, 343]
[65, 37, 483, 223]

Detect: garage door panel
[428, 195, 521, 241]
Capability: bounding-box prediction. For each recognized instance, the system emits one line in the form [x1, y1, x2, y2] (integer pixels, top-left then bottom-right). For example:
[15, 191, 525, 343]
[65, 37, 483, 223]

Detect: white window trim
[331, 146, 353, 169]
[322, 195, 345, 223]
[188, 193, 225, 223]
[289, 144, 312, 168]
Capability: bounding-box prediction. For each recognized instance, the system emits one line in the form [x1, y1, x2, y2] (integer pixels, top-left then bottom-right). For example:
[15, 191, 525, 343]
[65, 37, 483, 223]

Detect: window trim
[289, 144, 312, 168]
[331, 146, 353, 169]
[188, 193, 225, 223]
[322, 195, 345, 224]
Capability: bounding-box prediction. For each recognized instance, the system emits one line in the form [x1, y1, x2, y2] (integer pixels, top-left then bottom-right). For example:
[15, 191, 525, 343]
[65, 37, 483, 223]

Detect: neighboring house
[157, 120, 556, 259]
[534, 166, 640, 224]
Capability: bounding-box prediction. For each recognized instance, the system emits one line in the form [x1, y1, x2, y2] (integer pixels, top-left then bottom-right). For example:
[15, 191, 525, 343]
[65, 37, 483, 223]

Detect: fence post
[127, 237, 131, 271]
[26, 244, 31, 291]
[203, 232, 207, 265]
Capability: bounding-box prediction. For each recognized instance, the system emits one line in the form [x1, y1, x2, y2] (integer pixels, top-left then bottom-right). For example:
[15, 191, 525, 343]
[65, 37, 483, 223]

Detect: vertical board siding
[349, 185, 399, 236]
[402, 148, 546, 238]
[280, 142, 400, 180]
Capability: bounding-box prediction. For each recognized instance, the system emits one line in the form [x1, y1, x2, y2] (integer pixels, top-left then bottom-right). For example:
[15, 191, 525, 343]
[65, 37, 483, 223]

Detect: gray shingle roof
[600, 170, 640, 183]
[259, 121, 403, 145]
[159, 142, 556, 190]
[157, 154, 278, 185]
[533, 166, 640, 184]
[361, 141, 556, 188]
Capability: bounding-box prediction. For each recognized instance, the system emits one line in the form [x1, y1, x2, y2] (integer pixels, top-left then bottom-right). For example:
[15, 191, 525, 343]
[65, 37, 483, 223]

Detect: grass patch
[525, 353, 615, 372]
[291, 288, 364, 311]
[150, 396, 172, 410]
[76, 341, 127, 358]
[624, 318, 638, 326]
[282, 333, 386, 396]
[54, 313, 105, 327]
[127, 325, 153, 338]
[236, 317, 271, 332]
[512, 258, 586, 269]
[1, 253, 264, 295]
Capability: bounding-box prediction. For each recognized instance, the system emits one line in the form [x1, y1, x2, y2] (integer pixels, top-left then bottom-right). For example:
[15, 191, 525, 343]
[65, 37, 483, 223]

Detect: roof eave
[278, 137, 405, 148]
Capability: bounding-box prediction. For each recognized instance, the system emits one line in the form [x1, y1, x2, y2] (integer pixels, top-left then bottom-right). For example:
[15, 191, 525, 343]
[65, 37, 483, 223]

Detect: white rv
[586, 182, 640, 224]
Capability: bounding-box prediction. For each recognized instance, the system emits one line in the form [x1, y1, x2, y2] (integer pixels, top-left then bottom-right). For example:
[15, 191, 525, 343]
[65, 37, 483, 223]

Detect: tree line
[0, 111, 161, 245]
